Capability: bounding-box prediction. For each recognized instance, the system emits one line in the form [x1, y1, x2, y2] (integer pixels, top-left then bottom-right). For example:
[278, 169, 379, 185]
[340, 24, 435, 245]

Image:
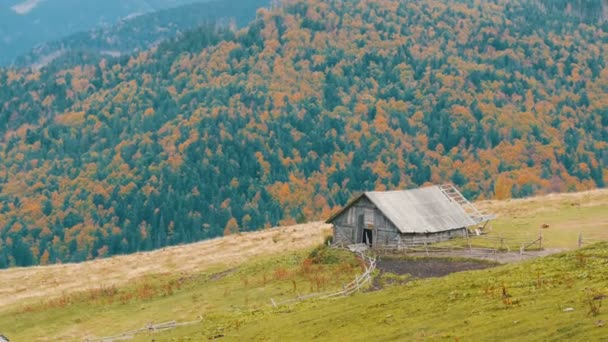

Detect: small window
[364, 208, 374, 226]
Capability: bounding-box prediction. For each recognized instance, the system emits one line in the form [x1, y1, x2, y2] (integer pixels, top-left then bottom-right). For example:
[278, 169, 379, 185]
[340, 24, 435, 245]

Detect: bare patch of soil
[376, 257, 496, 278]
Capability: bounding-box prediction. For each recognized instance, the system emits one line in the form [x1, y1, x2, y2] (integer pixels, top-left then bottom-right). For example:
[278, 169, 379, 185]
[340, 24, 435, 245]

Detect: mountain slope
[0, 0, 215, 66]
[0, 0, 607, 267]
[0, 189, 607, 341]
[13, 0, 270, 69]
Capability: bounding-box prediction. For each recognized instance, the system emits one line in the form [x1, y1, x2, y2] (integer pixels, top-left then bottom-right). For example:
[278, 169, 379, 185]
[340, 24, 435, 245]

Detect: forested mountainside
[14, 0, 270, 69]
[1, 0, 607, 267]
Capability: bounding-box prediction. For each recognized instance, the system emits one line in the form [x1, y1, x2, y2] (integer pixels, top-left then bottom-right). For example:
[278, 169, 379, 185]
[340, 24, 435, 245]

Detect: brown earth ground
[383, 248, 564, 264]
[376, 257, 496, 278]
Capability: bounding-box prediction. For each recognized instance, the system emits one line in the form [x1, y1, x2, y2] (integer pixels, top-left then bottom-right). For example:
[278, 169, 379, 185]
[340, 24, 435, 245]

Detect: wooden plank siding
[331, 196, 467, 248]
[332, 197, 400, 246]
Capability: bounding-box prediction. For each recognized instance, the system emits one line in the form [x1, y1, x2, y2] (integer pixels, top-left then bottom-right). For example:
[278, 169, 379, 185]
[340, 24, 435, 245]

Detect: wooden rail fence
[374, 231, 544, 261]
[84, 319, 202, 342]
[271, 249, 376, 307]
[577, 232, 603, 248]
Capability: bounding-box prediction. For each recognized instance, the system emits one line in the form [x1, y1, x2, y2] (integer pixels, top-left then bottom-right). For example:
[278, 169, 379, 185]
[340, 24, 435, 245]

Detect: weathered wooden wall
[396, 228, 467, 246]
[331, 196, 467, 248]
[332, 197, 400, 246]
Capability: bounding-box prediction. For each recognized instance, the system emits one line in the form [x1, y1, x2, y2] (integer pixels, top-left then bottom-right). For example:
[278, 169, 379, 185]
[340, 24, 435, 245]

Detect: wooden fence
[577, 232, 603, 248]
[84, 319, 202, 342]
[372, 231, 546, 262]
[271, 249, 376, 307]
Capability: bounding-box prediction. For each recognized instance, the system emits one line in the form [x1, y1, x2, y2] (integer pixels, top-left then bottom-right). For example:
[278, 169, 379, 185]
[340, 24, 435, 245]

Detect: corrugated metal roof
[327, 185, 491, 233]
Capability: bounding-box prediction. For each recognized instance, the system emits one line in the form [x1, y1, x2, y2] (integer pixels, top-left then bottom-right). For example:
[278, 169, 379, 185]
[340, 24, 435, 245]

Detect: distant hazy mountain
[13, 0, 270, 69]
[0, 0, 214, 65]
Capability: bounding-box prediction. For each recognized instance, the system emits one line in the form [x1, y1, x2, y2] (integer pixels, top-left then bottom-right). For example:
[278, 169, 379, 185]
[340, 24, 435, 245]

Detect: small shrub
[575, 253, 587, 267]
[502, 284, 513, 306]
[584, 288, 605, 316]
[272, 234, 281, 243]
[273, 267, 290, 280]
[300, 258, 314, 275]
[312, 274, 327, 291]
[535, 271, 543, 289]
[308, 245, 342, 264]
[119, 292, 133, 304]
[337, 261, 353, 275]
[135, 283, 156, 300]
[87, 285, 118, 301]
[162, 283, 174, 296]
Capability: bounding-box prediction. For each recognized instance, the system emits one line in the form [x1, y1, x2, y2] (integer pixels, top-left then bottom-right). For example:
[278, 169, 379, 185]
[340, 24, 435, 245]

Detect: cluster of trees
[0, 0, 607, 267]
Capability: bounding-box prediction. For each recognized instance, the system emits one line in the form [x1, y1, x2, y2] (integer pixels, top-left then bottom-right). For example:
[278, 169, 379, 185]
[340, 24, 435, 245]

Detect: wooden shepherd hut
[326, 184, 493, 248]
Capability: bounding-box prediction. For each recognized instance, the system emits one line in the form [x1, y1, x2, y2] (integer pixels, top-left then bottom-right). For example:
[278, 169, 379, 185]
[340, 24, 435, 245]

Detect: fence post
[578, 232, 583, 249]
[520, 244, 524, 260]
[539, 230, 543, 250]
[424, 241, 429, 256]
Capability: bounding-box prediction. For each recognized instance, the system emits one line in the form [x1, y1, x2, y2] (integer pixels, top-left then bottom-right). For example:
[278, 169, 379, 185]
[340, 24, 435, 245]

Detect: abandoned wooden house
[326, 184, 493, 248]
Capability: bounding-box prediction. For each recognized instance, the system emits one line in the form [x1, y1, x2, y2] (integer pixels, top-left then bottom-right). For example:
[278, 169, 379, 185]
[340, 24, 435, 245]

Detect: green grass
[142, 243, 608, 341]
[435, 204, 608, 252]
[0, 247, 361, 341]
[8, 242, 606, 341]
[489, 205, 608, 249]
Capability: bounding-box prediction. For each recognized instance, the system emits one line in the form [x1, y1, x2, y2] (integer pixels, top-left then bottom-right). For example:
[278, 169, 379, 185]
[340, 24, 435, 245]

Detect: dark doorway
[363, 229, 373, 246]
[357, 214, 364, 243]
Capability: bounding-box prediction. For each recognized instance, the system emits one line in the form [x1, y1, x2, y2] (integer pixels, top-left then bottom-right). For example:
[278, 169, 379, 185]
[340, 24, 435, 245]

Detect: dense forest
[14, 0, 270, 69]
[0, 0, 607, 267]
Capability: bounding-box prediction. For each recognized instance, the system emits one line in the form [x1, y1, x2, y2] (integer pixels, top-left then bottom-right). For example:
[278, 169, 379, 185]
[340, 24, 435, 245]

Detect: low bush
[308, 245, 344, 264]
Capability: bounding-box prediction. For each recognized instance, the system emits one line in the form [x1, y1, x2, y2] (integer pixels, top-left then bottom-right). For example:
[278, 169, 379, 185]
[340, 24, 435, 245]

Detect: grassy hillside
[1, 0, 608, 267]
[190, 243, 608, 341]
[0, 221, 330, 309]
[477, 189, 608, 249]
[0, 190, 607, 341]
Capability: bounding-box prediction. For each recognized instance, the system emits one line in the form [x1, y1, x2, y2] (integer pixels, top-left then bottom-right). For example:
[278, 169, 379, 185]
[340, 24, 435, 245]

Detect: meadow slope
[0, 189, 607, 341]
[0, 222, 330, 309]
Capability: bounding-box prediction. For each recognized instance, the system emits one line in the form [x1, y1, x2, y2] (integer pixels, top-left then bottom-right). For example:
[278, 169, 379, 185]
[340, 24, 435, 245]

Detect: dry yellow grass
[474, 188, 608, 249]
[476, 188, 608, 217]
[0, 222, 331, 309]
